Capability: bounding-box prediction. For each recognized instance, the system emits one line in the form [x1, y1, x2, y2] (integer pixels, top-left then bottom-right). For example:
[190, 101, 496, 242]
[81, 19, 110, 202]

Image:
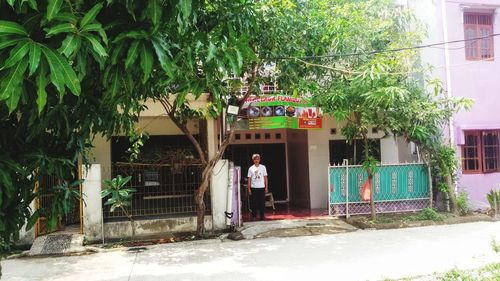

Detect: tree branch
[159, 97, 208, 165]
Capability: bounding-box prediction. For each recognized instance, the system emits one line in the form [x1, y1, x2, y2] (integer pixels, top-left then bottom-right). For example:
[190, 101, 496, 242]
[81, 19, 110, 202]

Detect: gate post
[82, 164, 103, 244]
[343, 159, 349, 218]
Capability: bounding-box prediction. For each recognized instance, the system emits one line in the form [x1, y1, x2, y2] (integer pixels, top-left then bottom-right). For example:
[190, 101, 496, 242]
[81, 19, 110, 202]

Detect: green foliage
[438, 268, 476, 281]
[436, 264, 500, 281]
[492, 238, 499, 253]
[437, 182, 450, 193]
[457, 191, 471, 216]
[2, 0, 247, 249]
[126, 129, 149, 162]
[415, 208, 444, 221]
[46, 180, 82, 231]
[362, 155, 379, 175]
[101, 175, 135, 215]
[486, 189, 500, 216]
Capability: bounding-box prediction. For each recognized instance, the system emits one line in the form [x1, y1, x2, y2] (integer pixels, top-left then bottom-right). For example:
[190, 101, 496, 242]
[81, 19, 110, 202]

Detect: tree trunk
[121, 207, 135, 241]
[363, 135, 376, 221]
[164, 67, 258, 236]
[446, 174, 459, 215]
[369, 173, 375, 221]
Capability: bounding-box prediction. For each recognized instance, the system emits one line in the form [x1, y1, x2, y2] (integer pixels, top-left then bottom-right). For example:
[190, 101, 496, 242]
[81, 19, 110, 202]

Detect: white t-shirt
[247, 164, 267, 188]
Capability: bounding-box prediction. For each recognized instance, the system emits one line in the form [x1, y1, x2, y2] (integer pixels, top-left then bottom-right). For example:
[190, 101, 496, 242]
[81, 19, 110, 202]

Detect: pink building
[411, 0, 500, 208]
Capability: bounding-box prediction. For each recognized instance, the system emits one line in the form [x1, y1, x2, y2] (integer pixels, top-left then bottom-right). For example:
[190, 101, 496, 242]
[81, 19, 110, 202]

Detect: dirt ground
[345, 212, 497, 230]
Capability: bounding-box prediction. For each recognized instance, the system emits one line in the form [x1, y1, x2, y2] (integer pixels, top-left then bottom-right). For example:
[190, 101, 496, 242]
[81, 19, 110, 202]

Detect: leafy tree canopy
[0, 0, 261, 250]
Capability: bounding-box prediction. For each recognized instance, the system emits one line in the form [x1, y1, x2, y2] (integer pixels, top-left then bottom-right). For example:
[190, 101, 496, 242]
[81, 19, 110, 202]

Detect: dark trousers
[251, 188, 266, 220]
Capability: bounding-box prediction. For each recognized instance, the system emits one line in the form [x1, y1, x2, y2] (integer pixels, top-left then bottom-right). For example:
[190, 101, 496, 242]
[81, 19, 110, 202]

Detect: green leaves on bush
[101, 175, 135, 214]
[486, 189, 500, 216]
[457, 191, 471, 216]
[416, 208, 444, 221]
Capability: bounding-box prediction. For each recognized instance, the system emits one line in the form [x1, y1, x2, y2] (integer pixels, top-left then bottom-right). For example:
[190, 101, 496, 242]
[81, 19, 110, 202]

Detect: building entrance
[225, 143, 288, 202]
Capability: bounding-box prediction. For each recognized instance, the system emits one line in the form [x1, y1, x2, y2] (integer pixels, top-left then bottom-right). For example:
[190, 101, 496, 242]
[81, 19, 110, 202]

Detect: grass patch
[410, 208, 445, 222]
[492, 238, 500, 253]
[436, 263, 500, 281]
[370, 209, 445, 224]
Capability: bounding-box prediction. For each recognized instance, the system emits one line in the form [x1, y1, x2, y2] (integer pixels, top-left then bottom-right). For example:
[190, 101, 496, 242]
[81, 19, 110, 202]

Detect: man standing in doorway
[247, 154, 268, 220]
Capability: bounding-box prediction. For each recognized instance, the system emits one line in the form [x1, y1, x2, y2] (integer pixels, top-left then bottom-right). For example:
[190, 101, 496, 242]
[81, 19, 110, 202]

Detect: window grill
[462, 130, 500, 174]
[464, 12, 494, 60]
[103, 163, 210, 221]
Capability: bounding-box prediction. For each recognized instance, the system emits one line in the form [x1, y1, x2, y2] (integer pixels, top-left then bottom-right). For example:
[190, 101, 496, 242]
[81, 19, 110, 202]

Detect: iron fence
[103, 162, 210, 221]
[329, 162, 431, 216]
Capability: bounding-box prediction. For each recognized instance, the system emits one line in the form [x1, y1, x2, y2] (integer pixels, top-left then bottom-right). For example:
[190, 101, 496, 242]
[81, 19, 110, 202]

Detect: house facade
[409, 0, 500, 208]
[82, 93, 416, 243]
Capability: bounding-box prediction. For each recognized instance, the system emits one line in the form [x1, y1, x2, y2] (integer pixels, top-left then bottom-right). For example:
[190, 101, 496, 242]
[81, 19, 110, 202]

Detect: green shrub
[492, 238, 500, 253]
[457, 191, 471, 216]
[416, 208, 444, 221]
[486, 189, 500, 216]
[438, 268, 475, 281]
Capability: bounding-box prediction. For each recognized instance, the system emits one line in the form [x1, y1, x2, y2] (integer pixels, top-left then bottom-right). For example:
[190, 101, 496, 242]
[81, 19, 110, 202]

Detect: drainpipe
[440, 0, 457, 197]
[440, 0, 455, 147]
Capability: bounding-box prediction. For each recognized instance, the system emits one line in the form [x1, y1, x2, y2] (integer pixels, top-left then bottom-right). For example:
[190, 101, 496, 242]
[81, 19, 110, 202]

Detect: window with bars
[462, 130, 500, 174]
[464, 12, 494, 60]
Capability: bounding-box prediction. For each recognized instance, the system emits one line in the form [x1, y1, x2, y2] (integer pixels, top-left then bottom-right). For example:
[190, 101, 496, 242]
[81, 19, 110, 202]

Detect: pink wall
[414, 0, 500, 208]
[443, 1, 500, 208]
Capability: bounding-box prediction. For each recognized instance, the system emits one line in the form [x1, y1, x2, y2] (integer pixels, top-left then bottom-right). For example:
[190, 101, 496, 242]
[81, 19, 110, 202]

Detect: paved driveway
[3, 221, 500, 281]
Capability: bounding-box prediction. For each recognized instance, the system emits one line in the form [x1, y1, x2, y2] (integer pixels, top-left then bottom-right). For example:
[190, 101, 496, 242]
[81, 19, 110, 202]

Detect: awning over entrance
[237, 94, 323, 130]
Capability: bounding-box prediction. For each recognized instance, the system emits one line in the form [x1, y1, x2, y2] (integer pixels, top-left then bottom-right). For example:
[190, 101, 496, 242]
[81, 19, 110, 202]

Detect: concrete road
[3, 221, 500, 281]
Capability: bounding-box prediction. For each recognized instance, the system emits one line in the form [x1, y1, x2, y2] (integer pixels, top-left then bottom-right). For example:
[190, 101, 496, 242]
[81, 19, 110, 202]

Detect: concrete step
[28, 233, 85, 256]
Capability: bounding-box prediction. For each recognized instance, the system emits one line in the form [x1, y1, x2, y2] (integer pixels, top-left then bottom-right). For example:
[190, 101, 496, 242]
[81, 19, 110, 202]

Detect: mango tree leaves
[140, 43, 153, 83]
[46, 0, 63, 21]
[28, 42, 41, 75]
[58, 34, 81, 58]
[0, 0, 258, 249]
[36, 62, 48, 113]
[0, 20, 28, 36]
[80, 3, 104, 28]
[125, 40, 140, 69]
[1, 40, 30, 70]
[41, 46, 81, 96]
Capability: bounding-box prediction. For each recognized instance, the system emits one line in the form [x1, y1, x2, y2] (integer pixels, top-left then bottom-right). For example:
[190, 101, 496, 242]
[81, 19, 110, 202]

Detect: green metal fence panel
[329, 163, 430, 216]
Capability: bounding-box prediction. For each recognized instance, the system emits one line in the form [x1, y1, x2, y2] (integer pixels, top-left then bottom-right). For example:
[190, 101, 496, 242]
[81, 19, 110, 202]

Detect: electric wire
[273, 33, 500, 60]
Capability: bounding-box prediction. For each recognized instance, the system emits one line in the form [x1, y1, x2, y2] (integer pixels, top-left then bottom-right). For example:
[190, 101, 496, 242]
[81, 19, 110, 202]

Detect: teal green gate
[328, 163, 431, 216]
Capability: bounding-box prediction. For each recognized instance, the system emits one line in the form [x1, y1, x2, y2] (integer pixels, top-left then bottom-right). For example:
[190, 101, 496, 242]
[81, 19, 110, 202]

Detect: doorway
[225, 143, 288, 202]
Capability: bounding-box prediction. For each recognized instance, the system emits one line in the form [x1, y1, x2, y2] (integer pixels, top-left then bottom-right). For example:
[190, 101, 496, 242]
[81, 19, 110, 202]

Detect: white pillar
[17, 201, 36, 246]
[380, 137, 400, 164]
[210, 160, 229, 230]
[82, 164, 103, 243]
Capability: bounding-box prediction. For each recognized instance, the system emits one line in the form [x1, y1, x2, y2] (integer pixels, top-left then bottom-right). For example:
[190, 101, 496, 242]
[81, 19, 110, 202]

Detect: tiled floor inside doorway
[242, 203, 328, 222]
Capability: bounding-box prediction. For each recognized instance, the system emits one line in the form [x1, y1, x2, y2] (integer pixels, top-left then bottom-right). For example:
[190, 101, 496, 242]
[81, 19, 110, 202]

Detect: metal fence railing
[103, 163, 210, 221]
[328, 162, 431, 216]
[35, 174, 81, 235]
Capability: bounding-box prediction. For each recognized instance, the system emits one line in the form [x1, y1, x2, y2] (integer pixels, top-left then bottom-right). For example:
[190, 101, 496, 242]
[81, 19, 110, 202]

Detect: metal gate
[328, 162, 431, 216]
[34, 168, 82, 236]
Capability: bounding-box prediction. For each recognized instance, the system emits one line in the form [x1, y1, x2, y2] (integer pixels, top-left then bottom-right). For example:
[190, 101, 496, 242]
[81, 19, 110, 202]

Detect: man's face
[253, 157, 260, 164]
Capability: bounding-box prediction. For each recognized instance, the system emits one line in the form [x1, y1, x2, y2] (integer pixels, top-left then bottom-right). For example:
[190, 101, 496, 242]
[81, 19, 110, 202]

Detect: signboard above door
[237, 94, 323, 130]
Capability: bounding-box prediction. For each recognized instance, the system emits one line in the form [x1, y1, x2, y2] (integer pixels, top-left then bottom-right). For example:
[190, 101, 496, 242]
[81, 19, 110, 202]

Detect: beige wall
[89, 114, 201, 181]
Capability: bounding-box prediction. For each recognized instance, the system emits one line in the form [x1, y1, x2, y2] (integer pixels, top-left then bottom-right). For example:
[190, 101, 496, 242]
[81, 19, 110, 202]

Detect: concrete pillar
[82, 164, 103, 243]
[210, 159, 229, 230]
[16, 201, 36, 246]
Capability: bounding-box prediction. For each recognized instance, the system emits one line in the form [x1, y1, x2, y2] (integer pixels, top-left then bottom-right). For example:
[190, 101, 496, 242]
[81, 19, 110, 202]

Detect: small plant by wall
[457, 191, 471, 216]
[416, 208, 444, 221]
[492, 238, 499, 253]
[101, 175, 136, 241]
[486, 189, 500, 218]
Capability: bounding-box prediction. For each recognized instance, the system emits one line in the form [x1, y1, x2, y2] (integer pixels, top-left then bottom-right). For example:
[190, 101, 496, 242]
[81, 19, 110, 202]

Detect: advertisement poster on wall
[236, 94, 323, 130]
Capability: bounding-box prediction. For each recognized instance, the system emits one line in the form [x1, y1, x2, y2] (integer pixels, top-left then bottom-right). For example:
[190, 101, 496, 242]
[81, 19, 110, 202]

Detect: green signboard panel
[237, 94, 323, 130]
